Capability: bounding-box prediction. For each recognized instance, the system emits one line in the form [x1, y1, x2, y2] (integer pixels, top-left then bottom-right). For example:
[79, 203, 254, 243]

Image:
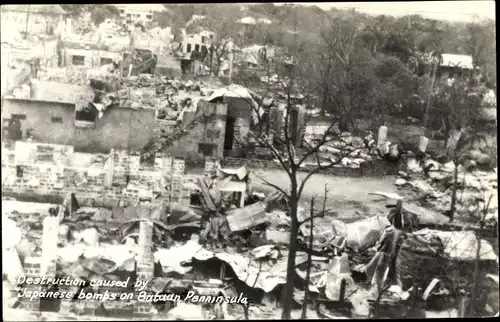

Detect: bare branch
[297, 122, 340, 167]
[297, 154, 344, 200]
[247, 130, 292, 177]
[256, 174, 291, 200]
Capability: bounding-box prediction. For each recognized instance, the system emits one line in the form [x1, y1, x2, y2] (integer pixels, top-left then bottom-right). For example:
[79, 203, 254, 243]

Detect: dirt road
[251, 169, 398, 219]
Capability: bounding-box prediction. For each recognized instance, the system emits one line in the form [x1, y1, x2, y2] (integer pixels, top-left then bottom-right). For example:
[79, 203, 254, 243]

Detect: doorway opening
[224, 117, 235, 150]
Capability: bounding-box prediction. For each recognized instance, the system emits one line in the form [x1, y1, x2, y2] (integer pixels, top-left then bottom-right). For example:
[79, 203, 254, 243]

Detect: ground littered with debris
[3, 161, 498, 320]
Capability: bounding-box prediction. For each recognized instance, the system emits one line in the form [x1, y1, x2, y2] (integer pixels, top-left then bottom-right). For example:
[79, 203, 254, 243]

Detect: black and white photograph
[1, 2, 497, 320]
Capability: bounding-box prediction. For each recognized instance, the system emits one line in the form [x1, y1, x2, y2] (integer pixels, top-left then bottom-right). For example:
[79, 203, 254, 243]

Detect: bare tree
[306, 18, 380, 131]
[241, 57, 348, 318]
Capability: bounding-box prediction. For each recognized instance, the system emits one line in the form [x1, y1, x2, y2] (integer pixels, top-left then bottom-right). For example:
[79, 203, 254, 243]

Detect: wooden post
[209, 44, 214, 78]
[128, 63, 133, 77]
[240, 189, 245, 208]
[418, 136, 429, 153]
[24, 5, 31, 38]
[394, 199, 403, 229]
[339, 279, 347, 304]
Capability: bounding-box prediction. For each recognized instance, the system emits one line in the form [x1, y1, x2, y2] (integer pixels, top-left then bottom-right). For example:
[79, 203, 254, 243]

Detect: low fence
[220, 157, 400, 177]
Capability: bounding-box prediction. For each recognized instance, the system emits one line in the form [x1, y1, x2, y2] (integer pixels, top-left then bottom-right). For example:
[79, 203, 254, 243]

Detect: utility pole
[209, 43, 214, 79]
[24, 5, 31, 39]
[228, 41, 233, 84]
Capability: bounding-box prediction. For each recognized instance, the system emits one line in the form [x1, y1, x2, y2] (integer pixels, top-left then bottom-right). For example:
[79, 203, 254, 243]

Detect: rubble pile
[3, 162, 498, 319]
[38, 67, 90, 86]
[118, 75, 220, 120]
[303, 130, 403, 169]
[395, 156, 498, 223]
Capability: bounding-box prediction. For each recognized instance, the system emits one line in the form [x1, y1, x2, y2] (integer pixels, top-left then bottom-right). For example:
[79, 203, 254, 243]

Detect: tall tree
[361, 15, 392, 56]
[373, 56, 415, 118]
[429, 78, 485, 147]
[465, 20, 496, 89]
[308, 18, 379, 131]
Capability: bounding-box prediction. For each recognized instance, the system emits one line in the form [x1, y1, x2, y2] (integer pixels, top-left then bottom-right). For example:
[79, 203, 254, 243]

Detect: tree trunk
[321, 90, 328, 117]
[282, 191, 299, 319]
[449, 161, 459, 222]
[301, 198, 315, 319]
[339, 115, 349, 132]
[469, 223, 483, 316]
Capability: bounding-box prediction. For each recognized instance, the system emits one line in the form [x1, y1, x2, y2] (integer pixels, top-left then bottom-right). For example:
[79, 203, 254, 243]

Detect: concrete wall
[1, 99, 76, 145]
[74, 107, 156, 153]
[2, 99, 155, 153]
[64, 48, 122, 68]
[182, 34, 209, 55]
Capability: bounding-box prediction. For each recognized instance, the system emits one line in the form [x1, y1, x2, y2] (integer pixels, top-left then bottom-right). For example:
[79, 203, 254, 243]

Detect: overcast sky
[287, 1, 495, 22]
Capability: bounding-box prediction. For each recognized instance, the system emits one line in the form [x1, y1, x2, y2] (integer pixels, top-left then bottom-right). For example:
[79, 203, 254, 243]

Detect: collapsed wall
[1, 141, 191, 207]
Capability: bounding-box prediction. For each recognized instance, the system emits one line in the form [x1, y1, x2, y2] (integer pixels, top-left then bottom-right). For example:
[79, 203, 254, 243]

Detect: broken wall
[73, 107, 156, 153]
[1, 141, 189, 208]
[154, 119, 177, 139]
[1, 99, 156, 153]
[164, 103, 227, 159]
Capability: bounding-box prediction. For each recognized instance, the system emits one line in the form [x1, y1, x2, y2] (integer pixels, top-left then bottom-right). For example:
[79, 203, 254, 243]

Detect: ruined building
[1, 80, 155, 153]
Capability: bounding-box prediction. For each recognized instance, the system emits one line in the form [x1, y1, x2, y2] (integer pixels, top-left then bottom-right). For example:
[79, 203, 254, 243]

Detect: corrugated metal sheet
[416, 229, 498, 261]
[225, 202, 267, 232]
[194, 248, 309, 292]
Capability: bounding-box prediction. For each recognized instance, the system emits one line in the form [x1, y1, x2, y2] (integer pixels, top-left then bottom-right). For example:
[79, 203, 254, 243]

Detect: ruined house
[177, 29, 214, 75]
[115, 4, 166, 26]
[63, 42, 123, 69]
[206, 85, 259, 157]
[1, 80, 155, 153]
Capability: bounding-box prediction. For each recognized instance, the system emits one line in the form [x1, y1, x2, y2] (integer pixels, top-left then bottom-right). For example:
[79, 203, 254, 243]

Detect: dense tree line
[152, 3, 495, 88]
[62, 4, 493, 142]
